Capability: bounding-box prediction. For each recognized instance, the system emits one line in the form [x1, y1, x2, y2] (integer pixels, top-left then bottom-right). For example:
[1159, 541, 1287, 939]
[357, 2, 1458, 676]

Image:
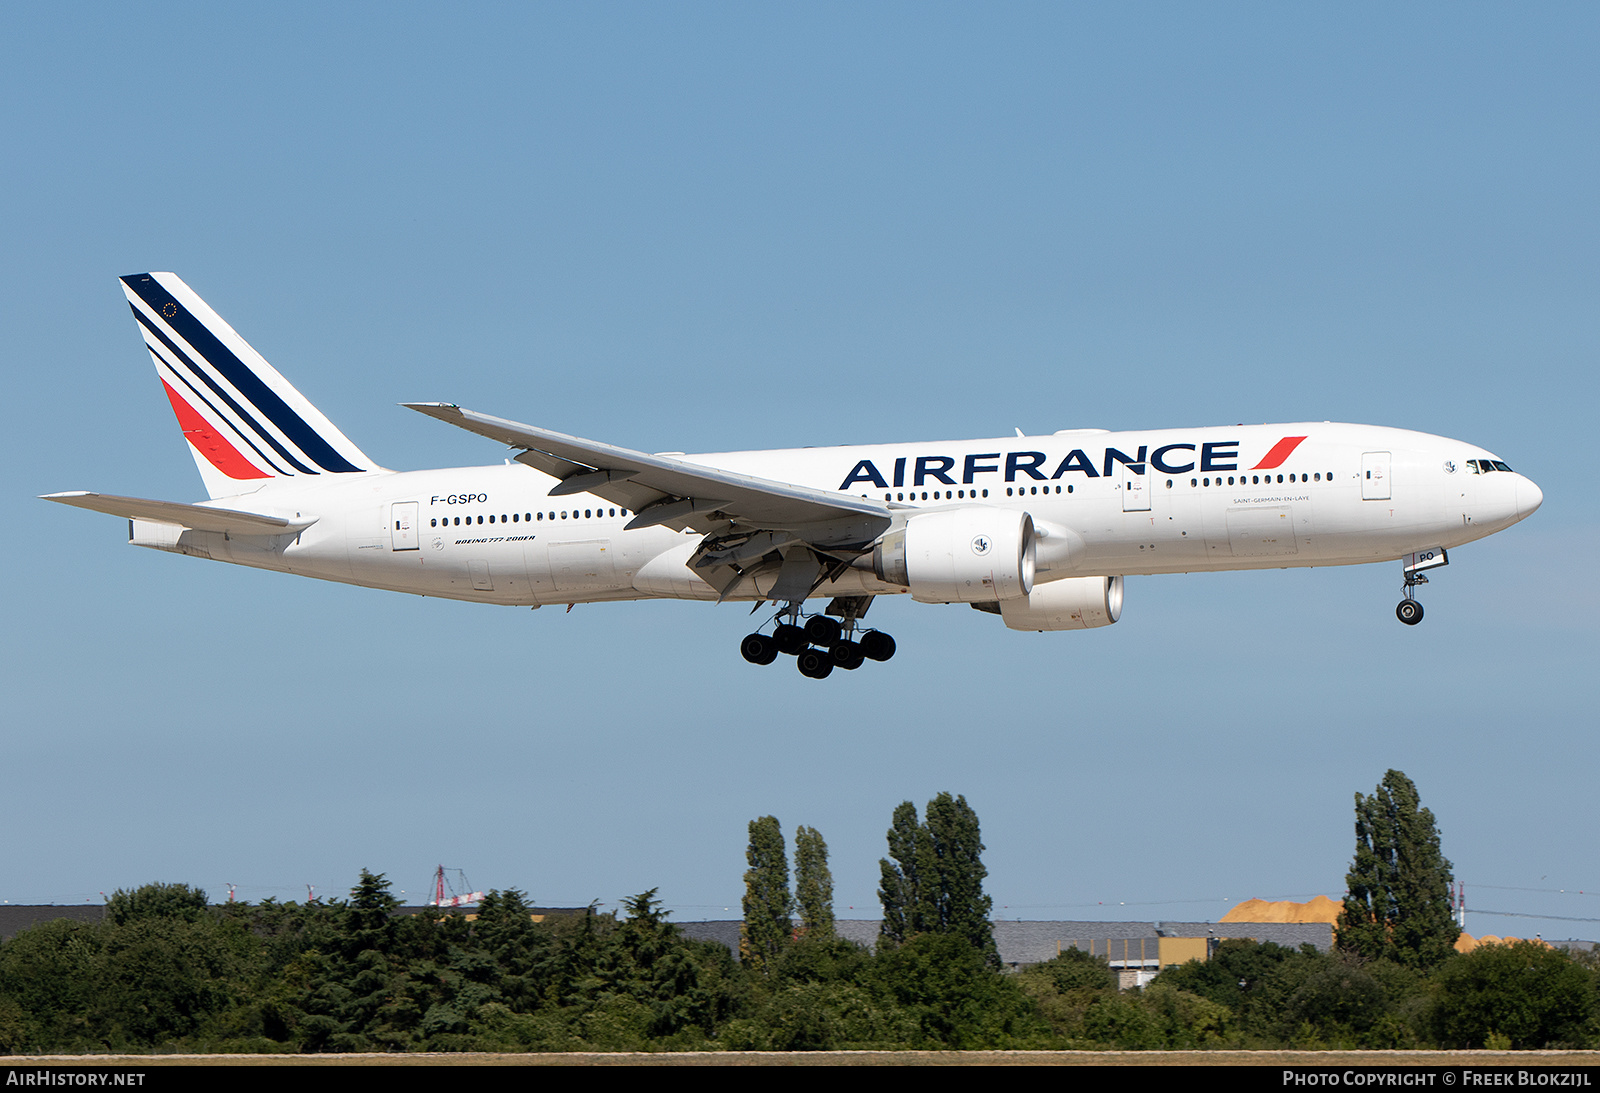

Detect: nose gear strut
[1395, 548, 1446, 626]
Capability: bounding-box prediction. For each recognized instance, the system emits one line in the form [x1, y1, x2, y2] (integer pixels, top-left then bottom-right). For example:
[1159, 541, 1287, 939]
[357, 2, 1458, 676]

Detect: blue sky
[3, 4, 1595, 941]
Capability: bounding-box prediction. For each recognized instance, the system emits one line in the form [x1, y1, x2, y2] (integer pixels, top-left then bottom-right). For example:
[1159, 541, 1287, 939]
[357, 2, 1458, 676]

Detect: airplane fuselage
[136, 421, 1540, 608]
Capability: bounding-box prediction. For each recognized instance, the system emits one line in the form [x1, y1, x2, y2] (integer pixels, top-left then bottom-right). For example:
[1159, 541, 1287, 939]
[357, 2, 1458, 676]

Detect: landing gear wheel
[859, 630, 897, 662]
[804, 615, 843, 647]
[740, 633, 779, 665]
[830, 640, 865, 670]
[797, 647, 835, 678]
[1396, 599, 1424, 625]
[774, 623, 809, 655]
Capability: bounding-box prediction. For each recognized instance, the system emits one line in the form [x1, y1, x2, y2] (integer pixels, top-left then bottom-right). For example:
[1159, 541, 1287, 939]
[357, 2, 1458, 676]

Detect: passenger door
[1361, 452, 1391, 501]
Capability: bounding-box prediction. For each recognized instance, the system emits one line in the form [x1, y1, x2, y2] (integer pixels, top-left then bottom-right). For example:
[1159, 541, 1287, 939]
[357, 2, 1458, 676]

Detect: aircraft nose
[1517, 477, 1544, 519]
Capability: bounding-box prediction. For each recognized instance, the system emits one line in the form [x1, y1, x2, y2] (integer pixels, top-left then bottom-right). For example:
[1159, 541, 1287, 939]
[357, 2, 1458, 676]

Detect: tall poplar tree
[1337, 769, 1460, 970]
[794, 825, 835, 939]
[924, 792, 999, 966]
[878, 793, 997, 965]
[878, 801, 925, 946]
[740, 815, 792, 971]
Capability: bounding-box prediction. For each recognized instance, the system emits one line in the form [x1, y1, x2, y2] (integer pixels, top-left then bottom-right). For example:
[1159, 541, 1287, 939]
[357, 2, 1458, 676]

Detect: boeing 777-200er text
[46, 273, 1543, 678]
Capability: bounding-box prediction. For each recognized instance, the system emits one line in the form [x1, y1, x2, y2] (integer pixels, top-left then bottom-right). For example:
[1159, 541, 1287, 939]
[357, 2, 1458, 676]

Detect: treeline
[2, 778, 1597, 1054]
[2, 876, 1597, 1054]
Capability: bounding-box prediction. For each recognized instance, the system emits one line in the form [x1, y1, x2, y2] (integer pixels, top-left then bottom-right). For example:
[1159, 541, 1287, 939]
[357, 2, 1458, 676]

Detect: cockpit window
[1468, 459, 1515, 474]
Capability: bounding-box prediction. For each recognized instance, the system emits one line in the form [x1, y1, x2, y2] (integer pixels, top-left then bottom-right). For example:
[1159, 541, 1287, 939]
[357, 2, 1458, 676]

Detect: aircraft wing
[42, 492, 315, 536]
[404, 403, 890, 548]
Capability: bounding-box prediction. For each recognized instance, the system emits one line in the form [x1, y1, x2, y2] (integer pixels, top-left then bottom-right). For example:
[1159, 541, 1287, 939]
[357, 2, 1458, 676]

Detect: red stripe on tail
[1253, 435, 1307, 470]
[161, 381, 271, 480]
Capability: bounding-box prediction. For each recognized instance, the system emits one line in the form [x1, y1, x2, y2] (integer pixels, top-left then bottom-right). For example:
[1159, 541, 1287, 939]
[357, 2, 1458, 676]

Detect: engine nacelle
[874, 508, 1036, 603]
[997, 574, 1123, 631]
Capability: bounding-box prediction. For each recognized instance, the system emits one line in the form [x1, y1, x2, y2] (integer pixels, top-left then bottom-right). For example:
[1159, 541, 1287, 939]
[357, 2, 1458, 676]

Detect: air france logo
[837, 437, 1310, 492]
[971, 535, 992, 556]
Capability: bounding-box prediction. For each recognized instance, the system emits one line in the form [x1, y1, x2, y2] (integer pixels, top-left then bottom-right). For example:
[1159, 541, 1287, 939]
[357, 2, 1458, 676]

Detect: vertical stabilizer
[119, 273, 381, 498]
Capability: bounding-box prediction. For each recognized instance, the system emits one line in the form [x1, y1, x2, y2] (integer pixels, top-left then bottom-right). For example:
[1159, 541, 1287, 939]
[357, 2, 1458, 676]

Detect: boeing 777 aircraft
[46, 273, 1543, 678]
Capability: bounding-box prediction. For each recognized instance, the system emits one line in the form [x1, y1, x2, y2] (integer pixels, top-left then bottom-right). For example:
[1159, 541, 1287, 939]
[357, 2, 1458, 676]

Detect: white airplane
[46, 273, 1543, 678]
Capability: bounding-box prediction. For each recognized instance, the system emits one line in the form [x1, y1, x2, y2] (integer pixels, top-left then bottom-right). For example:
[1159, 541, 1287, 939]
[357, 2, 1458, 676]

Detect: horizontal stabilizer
[42, 492, 315, 536]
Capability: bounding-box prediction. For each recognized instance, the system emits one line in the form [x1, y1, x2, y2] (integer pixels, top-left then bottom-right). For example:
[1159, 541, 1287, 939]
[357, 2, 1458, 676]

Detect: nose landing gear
[1394, 548, 1446, 626]
[739, 596, 894, 678]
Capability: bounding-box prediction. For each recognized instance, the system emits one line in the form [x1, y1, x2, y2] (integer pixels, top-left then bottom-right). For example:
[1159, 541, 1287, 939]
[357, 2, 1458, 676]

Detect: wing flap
[43, 492, 315, 536]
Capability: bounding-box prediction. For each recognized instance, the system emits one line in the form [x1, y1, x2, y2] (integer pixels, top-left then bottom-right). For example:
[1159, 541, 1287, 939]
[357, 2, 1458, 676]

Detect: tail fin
[120, 272, 381, 498]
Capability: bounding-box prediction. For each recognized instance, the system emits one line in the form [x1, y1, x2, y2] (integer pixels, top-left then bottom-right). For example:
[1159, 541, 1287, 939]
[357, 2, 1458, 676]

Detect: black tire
[740, 633, 779, 665]
[804, 615, 843, 647]
[774, 623, 809, 655]
[831, 640, 865, 670]
[797, 647, 834, 678]
[1396, 600, 1424, 625]
[859, 630, 897, 662]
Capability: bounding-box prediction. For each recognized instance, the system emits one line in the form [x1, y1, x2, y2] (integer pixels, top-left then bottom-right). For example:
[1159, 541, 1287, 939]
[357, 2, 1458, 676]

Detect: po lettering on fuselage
[837, 442, 1242, 491]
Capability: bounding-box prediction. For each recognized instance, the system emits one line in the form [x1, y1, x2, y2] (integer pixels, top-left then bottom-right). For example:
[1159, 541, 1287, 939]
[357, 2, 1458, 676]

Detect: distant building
[0, 905, 104, 942]
[678, 917, 1334, 984]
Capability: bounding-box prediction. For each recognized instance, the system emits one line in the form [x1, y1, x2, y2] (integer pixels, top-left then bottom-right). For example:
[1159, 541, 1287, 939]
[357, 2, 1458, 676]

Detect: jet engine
[872, 508, 1036, 603]
[996, 574, 1122, 631]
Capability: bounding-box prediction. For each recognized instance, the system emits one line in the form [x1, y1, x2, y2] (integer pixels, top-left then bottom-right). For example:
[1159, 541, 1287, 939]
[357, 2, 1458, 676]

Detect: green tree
[105, 882, 210, 926]
[1023, 947, 1119, 994]
[1337, 770, 1461, 970]
[741, 816, 792, 972]
[923, 792, 997, 966]
[879, 801, 927, 946]
[1430, 941, 1596, 1048]
[878, 794, 997, 965]
[794, 825, 835, 940]
[868, 932, 1040, 1047]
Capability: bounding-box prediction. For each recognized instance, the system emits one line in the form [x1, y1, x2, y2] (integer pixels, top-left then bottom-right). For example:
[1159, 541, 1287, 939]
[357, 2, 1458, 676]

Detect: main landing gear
[740, 597, 895, 679]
